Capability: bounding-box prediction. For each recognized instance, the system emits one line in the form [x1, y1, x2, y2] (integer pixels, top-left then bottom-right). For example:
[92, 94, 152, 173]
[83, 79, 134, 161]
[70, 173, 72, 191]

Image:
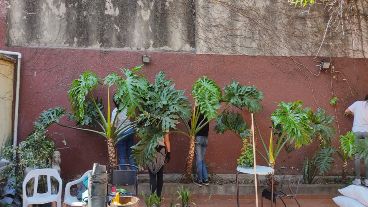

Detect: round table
[236, 165, 274, 207]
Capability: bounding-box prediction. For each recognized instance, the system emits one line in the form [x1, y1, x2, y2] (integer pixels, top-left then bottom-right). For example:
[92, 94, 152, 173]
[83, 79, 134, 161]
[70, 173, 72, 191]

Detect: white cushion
[338, 185, 368, 206]
[333, 196, 366, 207]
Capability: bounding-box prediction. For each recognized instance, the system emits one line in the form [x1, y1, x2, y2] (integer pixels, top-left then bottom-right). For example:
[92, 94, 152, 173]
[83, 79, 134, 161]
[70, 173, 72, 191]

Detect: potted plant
[1, 109, 58, 207]
[39, 66, 148, 171]
[177, 186, 192, 207]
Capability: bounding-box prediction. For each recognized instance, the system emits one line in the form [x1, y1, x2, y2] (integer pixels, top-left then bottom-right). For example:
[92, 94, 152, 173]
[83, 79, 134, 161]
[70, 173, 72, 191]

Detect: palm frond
[131, 127, 164, 166]
[215, 111, 250, 139]
[310, 108, 335, 147]
[192, 76, 222, 120]
[34, 107, 66, 130]
[68, 98, 103, 126]
[138, 71, 190, 133]
[340, 131, 355, 160]
[68, 71, 99, 122]
[223, 81, 263, 113]
[314, 147, 335, 175]
[271, 101, 313, 148]
[114, 69, 149, 117]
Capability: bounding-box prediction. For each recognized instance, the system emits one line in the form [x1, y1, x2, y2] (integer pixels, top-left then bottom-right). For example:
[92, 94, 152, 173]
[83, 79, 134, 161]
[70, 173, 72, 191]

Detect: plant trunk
[106, 138, 117, 171]
[342, 160, 348, 183]
[185, 136, 196, 181]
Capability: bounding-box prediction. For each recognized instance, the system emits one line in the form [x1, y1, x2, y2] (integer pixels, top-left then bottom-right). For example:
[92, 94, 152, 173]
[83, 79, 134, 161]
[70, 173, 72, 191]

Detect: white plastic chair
[22, 168, 62, 207]
[63, 170, 92, 207]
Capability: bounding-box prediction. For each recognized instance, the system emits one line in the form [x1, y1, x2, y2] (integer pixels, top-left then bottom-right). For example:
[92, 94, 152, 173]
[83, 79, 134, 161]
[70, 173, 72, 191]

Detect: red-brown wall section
[1, 0, 367, 180]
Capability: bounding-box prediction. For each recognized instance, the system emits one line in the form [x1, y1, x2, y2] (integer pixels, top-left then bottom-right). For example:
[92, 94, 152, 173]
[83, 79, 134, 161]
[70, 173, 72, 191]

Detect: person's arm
[164, 133, 170, 153]
[345, 102, 356, 116]
[164, 133, 171, 163]
[344, 108, 353, 116]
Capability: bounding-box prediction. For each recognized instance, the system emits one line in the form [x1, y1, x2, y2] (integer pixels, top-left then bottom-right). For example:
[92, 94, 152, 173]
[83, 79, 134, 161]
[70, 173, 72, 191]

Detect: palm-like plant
[180, 77, 222, 179]
[260, 101, 313, 168]
[309, 108, 335, 148]
[65, 66, 148, 170]
[301, 108, 336, 183]
[215, 82, 263, 167]
[132, 72, 190, 166]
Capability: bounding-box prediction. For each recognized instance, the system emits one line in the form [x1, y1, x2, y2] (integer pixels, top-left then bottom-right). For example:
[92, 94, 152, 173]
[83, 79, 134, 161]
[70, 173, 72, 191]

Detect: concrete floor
[137, 195, 336, 207]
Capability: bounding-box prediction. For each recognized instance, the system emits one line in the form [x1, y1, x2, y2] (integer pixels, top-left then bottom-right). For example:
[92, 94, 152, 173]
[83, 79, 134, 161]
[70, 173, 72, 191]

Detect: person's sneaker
[203, 180, 209, 186]
[352, 178, 362, 185]
[193, 180, 203, 187]
[363, 179, 368, 187]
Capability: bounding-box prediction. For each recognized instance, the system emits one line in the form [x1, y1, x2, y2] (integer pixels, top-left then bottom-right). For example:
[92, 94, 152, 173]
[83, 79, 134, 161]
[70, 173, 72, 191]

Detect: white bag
[338, 185, 368, 206]
[333, 196, 366, 207]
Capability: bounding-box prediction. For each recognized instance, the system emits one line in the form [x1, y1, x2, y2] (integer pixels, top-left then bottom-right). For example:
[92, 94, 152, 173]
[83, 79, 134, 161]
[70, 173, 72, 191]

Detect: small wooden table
[236, 165, 274, 207]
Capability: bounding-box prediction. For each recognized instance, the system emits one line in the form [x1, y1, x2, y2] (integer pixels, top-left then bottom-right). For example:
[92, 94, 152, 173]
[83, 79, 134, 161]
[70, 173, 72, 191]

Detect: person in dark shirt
[194, 112, 210, 187]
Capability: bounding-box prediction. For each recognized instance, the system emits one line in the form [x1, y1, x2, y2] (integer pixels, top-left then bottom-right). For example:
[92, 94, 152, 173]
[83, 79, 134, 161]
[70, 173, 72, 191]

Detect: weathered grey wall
[6, 0, 368, 57]
[196, 0, 368, 57]
[8, 0, 195, 51]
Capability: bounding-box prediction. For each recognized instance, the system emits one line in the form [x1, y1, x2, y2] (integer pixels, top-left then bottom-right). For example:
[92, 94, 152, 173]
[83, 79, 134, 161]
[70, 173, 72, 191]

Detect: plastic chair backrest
[64, 170, 92, 206]
[22, 168, 62, 206]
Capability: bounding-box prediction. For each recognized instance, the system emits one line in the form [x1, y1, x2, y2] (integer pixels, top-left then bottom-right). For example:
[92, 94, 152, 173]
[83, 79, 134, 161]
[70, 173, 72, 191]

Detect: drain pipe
[0, 50, 21, 149]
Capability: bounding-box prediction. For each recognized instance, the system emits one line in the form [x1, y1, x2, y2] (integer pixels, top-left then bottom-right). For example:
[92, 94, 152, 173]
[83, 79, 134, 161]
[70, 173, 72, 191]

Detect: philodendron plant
[215, 81, 263, 167]
[259, 101, 314, 168]
[131, 72, 190, 166]
[38, 66, 148, 171]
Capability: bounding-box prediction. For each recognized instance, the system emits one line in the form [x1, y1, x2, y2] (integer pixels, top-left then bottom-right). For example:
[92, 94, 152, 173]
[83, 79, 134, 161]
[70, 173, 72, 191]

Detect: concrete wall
[1, 47, 366, 179]
[6, 0, 368, 57]
[8, 0, 195, 51]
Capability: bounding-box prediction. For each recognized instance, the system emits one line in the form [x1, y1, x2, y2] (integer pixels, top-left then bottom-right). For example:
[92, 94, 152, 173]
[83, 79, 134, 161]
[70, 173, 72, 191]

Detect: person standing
[345, 95, 368, 186]
[194, 112, 209, 187]
[147, 133, 171, 198]
[112, 100, 136, 169]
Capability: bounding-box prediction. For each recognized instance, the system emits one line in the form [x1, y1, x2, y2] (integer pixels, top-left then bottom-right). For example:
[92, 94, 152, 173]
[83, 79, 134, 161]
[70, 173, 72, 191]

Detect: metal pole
[251, 113, 259, 207]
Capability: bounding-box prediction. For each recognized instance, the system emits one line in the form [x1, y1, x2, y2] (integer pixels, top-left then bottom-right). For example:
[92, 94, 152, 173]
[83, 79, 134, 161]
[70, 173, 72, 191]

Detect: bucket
[110, 196, 139, 207]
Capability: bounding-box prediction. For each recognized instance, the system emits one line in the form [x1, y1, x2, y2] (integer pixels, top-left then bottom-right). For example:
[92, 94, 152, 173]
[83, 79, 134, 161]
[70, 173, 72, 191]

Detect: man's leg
[202, 137, 209, 183]
[363, 132, 368, 186]
[353, 132, 363, 185]
[116, 139, 128, 170]
[156, 167, 164, 197]
[195, 136, 204, 185]
[149, 170, 157, 195]
[126, 130, 136, 167]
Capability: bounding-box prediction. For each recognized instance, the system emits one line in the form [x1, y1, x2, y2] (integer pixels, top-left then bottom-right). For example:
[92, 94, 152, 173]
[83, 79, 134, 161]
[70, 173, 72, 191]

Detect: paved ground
[137, 195, 336, 207]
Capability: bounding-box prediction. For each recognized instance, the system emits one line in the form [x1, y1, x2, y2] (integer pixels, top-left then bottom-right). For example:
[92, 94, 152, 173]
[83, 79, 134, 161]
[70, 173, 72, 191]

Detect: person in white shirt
[112, 100, 136, 170]
[345, 95, 368, 186]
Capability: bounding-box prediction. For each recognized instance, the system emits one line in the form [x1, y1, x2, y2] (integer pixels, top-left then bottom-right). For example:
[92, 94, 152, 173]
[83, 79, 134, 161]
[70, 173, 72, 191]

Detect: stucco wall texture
[1, 47, 367, 179]
[6, 0, 368, 57]
[0, 0, 368, 179]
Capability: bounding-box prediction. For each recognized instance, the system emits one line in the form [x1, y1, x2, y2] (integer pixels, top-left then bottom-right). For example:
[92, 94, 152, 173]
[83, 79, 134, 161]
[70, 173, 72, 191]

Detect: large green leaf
[114, 69, 149, 117]
[138, 71, 190, 133]
[223, 81, 263, 113]
[34, 107, 66, 130]
[132, 72, 190, 165]
[340, 131, 355, 159]
[271, 101, 313, 148]
[192, 76, 222, 120]
[314, 147, 335, 175]
[215, 111, 250, 139]
[68, 71, 99, 122]
[310, 108, 335, 147]
[355, 137, 368, 161]
[131, 127, 164, 166]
